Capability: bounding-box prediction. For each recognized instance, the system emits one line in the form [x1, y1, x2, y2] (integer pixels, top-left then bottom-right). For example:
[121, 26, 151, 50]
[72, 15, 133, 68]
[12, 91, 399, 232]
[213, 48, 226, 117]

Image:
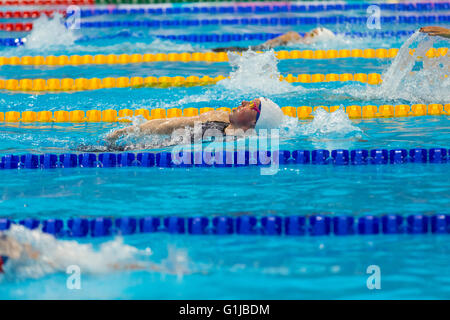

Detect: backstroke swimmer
[105, 97, 285, 147]
[213, 26, 450, 53]
[102, 26, 449, 148]
[212, 27, 336, 52]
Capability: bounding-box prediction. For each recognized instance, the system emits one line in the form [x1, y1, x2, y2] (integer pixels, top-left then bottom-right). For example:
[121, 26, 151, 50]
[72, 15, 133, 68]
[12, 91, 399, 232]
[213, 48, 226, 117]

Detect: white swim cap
[255, 97, 284, 130]
[315, 27, 335, 38]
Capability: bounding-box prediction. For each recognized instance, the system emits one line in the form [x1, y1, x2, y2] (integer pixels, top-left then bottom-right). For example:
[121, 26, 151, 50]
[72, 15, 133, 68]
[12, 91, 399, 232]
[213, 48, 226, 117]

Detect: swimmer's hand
[420, 26, 450, 39]
[105, 127, 129, 143]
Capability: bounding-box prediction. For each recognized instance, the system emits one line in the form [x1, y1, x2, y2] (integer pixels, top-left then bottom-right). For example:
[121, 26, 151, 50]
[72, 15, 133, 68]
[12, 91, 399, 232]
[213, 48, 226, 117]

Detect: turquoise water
[1, 2, 450, 299]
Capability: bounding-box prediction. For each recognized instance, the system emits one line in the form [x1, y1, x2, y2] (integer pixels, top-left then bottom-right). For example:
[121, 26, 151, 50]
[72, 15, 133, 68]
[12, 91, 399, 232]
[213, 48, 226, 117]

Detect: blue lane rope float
[78, 3, 450, 18]
[0, 214, 449, 237]
[0, 148, 449, 170]
[77, 15, 450, 29]
[0, 38, 25, 47]
[4, 2, 447, 20]
[0, 30, 419, 47]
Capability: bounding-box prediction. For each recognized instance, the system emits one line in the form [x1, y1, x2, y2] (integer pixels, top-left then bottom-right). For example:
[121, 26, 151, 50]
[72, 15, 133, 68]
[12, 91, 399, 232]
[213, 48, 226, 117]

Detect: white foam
[334, 30, 450, 103]
[218, 49, 297, 95]
[0, 225, 140, 281]
[0, 225, 193, 281]
[24, 13, 78, 51]
[299, 107, 363, 139]
[378, 31, 431, 95]
[2, 13, 196, 55]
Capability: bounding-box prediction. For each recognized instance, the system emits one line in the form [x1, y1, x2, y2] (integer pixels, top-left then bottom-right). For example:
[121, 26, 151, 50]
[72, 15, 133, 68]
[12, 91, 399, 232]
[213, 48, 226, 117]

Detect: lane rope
[1, 103, 449, 123]
[1, 15, 448, 32]
[0, 0, 92, 5]
[0, 72, 390, 92]
[0, 214, 449, 237]
[0, 48, 447, 66]
[0, 148, 449, 170]
[2, 2, 447, 19]
[78, 15, 450, 29]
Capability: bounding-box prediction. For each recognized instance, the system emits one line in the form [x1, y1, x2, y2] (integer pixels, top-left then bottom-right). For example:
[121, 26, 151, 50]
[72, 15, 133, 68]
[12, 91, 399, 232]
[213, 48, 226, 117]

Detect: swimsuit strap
[0, 256, 7, 273]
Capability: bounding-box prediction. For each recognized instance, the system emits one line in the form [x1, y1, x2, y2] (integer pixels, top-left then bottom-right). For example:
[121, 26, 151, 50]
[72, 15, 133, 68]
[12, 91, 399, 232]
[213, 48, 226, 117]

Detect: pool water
[0, 1, 450, 299]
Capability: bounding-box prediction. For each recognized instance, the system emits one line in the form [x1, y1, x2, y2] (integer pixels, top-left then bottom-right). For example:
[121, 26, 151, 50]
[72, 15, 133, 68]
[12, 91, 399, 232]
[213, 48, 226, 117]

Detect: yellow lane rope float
[0, 48, 447, 66]
[0, 72, 387, 92]
[1, 104, 448, 123]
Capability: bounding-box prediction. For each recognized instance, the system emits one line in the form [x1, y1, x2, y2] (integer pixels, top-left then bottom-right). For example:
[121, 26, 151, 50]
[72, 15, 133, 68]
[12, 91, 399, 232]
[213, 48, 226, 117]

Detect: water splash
[0, 225, 141, 281]
[2, 14, 196, 56]
[218, 50, 297, 95]
[0, 225, 194, 281]
[334, 30, 449, 103]
[299, 107, 363, 139]
[137, 50, 302, 113]
[378, 31, 432, 95]
[24, 13, 77, 51]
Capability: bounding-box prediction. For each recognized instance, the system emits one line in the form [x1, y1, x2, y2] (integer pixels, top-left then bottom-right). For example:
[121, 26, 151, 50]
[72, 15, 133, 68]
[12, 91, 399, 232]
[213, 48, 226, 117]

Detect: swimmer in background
[105, 97, 285, 145]
[419, 26, 450, 39]
[0, 232, 190, 276]
[212, 27, 336, 52]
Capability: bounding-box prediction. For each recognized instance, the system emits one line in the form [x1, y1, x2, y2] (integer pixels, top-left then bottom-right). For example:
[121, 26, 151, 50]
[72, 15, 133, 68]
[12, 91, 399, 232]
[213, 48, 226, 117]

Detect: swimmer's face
[305, 28, 324, 40]
[229, 99, 260, 130]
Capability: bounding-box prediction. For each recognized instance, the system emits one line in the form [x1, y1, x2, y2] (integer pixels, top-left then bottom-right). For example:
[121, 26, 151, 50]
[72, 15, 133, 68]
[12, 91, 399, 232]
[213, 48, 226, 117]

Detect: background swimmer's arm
[212, 46, 250, 52]
[420, 26, 450, 39]
[262, 31, 303, 48]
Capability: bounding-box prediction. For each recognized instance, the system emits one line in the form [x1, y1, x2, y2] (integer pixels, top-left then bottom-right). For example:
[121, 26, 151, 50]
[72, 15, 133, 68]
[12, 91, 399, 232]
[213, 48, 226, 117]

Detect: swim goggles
[249, 101, 261, 121]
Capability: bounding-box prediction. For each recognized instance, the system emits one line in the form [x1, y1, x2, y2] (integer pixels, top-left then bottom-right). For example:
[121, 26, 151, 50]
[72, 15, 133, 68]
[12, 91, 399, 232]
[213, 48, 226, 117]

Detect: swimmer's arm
[130, 110, 229, 135]
[106, 110, 229, 142]
[105, 118, 178, 141]
[420, 26, 450, 39]
[262, 31, 303, 48]
[139, 117, 201, 135]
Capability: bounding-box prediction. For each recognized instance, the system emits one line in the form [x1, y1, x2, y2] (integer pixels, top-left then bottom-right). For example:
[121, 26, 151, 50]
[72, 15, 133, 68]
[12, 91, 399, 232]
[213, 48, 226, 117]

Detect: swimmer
[105, 97, 285, 145]
[0, 234, 40, 274]
[419, 26, 450, 39]
[212, 27, 335, 52]
[0, 232, 188, 276]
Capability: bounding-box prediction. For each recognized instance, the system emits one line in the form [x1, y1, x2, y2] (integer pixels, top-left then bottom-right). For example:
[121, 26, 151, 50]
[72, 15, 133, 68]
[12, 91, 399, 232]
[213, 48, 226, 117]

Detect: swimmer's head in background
[306, 27, 335, 40]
